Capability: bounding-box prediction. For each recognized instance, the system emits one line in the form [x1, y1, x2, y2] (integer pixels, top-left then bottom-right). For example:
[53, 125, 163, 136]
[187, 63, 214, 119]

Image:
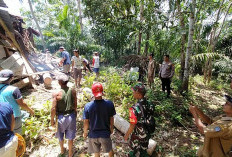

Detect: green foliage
[213, 56, 232, 74]
[22, 100, 51, 140]
[123, 71, 139, 84]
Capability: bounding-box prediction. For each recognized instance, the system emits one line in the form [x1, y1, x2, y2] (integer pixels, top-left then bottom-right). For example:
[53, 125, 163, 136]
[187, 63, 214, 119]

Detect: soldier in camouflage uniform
[124, 83, 154, 157]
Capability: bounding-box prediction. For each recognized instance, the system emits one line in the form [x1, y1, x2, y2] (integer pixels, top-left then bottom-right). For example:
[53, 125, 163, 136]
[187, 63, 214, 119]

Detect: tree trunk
[137, 0, 144, 55]
[177, 0, 186, 82]
[143, 27, 150, 56]
[203, 1, 231, 83]
[28, 0, 46, 52]
[77, 0, 83, 33]
[182, 0, 196, 92]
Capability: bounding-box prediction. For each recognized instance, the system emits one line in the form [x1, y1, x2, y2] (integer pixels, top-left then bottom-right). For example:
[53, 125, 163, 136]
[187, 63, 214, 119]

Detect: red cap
[92, 82, 103, 97]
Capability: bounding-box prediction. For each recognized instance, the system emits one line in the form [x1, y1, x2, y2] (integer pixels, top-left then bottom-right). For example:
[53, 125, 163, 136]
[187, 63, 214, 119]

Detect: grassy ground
[20, 68, 232, 157]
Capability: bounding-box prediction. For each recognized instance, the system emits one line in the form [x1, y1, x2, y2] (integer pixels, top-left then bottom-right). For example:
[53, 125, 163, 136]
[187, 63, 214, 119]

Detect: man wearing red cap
[83, 83, 116, 157]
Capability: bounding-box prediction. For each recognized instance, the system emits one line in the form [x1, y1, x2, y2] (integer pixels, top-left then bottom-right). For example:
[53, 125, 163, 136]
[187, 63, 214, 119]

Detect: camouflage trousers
[129, 134, 149, 157]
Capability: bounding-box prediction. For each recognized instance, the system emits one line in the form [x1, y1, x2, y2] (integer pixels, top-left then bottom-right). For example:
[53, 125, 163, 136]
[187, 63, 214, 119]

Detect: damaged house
[0, 0, 59, 89]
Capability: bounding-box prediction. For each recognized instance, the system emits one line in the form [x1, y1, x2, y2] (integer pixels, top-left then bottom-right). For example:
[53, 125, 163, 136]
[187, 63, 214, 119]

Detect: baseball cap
[225, 95, 232, 104]
[92, 82, 103, 97]
[131, 83, 146, 95]
[56, 74, 69, 82]
[59, 46, 64, 49]
[0, 69, 14, 81]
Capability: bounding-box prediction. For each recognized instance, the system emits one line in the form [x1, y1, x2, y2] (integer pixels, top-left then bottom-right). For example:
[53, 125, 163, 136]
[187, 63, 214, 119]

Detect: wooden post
[43, 73, 52, 88]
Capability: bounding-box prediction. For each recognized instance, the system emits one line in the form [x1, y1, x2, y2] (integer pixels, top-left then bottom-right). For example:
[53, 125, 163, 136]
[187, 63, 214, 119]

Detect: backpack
[132, 100, 156, 134]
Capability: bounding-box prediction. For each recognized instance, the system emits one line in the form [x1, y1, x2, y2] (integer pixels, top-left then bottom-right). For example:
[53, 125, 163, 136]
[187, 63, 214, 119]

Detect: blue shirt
[0, 84, 22, 117]
[61, 51, 71, 65]
[83, 99, 116, 138]
[0, 102, 14, 148]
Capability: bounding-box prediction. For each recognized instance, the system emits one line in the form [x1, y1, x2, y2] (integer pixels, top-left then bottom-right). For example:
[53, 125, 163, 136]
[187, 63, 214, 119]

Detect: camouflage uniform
[129, 98, 153, 157]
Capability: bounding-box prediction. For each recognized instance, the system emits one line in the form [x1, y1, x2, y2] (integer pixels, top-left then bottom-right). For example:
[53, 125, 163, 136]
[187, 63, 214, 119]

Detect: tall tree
[137, 0, 144, 55]
[204, 0, 232, 83]
[77, 0, 83, 33]
[182, 0, 196, 91]
[28, 0, 46, 52]
[177, 0, 186, 82]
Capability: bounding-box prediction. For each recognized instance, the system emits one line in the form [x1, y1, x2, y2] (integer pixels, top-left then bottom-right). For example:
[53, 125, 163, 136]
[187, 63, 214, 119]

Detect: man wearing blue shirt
[59, 46, 71, 74]
[0, 69, 34, 134]
[0, 102, 18, 157]
[83, 83, 116, 157]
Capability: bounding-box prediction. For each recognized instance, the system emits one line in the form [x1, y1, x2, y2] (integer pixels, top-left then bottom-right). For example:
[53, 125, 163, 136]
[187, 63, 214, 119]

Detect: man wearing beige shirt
[189, 95, 232, 157]
[159, 55, 175, 98]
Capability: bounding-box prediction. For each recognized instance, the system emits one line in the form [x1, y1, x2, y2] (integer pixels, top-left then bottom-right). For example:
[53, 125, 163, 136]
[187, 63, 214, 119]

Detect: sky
[3, 0, 29, 16]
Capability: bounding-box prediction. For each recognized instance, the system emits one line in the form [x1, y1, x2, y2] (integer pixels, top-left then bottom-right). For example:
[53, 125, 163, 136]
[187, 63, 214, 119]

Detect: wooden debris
[43, 73, 52, 88]
[12, 77, 31, 89]
[114, 114, 157, 155]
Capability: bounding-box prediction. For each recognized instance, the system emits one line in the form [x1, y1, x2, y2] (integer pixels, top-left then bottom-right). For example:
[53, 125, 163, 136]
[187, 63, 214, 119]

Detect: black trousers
[85, 64, 92, 72]
[161, 78, 171, 96]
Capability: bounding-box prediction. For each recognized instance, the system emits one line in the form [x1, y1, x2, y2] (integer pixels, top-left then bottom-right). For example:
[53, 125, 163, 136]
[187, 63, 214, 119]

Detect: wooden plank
[114, 114, 157, 155]
[0, 52, 25, 76]
[12, 77, 31, 89]
[0, 16, 35, 83]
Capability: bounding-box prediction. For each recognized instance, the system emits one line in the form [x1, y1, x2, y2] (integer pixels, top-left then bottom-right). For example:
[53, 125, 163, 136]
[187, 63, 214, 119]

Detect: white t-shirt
[71, 56, 83, 69]
[93, 56, 100, 68]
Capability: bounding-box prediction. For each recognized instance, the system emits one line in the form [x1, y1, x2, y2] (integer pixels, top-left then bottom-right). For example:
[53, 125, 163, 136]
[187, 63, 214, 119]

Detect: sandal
[58, 148, 67, 157]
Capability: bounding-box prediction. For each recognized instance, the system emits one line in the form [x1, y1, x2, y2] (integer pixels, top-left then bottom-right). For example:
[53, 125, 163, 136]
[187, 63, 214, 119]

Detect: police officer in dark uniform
[159, 55, 175, 98]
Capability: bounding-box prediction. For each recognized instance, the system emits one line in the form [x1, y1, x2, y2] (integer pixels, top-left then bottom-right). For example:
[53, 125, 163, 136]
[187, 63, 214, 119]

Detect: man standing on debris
[189, 96, 232, 157]
[59, 46, 71, 74]
[92, 52, 100, 77]
[0, 69, 34, 134]
[124, 83, 155, 157]
[83, 82, 116, 157]
[159, 55, 175, 98]
[71, 49, 85, 88]
[148, 53, 156, 88]
[51, 75, 77, 157]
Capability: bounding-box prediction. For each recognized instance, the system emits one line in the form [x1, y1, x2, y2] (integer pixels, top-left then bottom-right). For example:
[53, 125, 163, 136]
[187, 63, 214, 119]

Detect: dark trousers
[161, 78, 171, 96]
[85, 64, 92, 72]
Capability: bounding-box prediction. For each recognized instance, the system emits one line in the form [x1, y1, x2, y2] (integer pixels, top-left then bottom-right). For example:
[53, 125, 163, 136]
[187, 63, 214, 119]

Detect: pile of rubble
[0, 1, 63, 89]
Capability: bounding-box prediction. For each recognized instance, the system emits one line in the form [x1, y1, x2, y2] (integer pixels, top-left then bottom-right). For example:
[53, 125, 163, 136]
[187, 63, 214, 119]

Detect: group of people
[0, 52, 232, 157]
[51, 74, 152, 157]
[50, 71, 232, 157]
[148, 54, 175, 98]
[58, 46, 100, 87]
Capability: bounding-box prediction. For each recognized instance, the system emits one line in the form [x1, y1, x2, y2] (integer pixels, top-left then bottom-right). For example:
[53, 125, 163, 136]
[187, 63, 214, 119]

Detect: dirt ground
[22, 79, 131, 157]
[20, 76, 229, 157]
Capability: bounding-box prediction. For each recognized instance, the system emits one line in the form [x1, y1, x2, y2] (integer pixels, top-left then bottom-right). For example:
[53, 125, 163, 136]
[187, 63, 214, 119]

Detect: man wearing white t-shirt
[71, 49, 85, 87]
[92, 52, 100, 77]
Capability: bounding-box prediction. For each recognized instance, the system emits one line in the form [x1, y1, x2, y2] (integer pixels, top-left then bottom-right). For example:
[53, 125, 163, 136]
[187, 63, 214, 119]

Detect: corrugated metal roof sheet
[0, 0, 7, 8]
